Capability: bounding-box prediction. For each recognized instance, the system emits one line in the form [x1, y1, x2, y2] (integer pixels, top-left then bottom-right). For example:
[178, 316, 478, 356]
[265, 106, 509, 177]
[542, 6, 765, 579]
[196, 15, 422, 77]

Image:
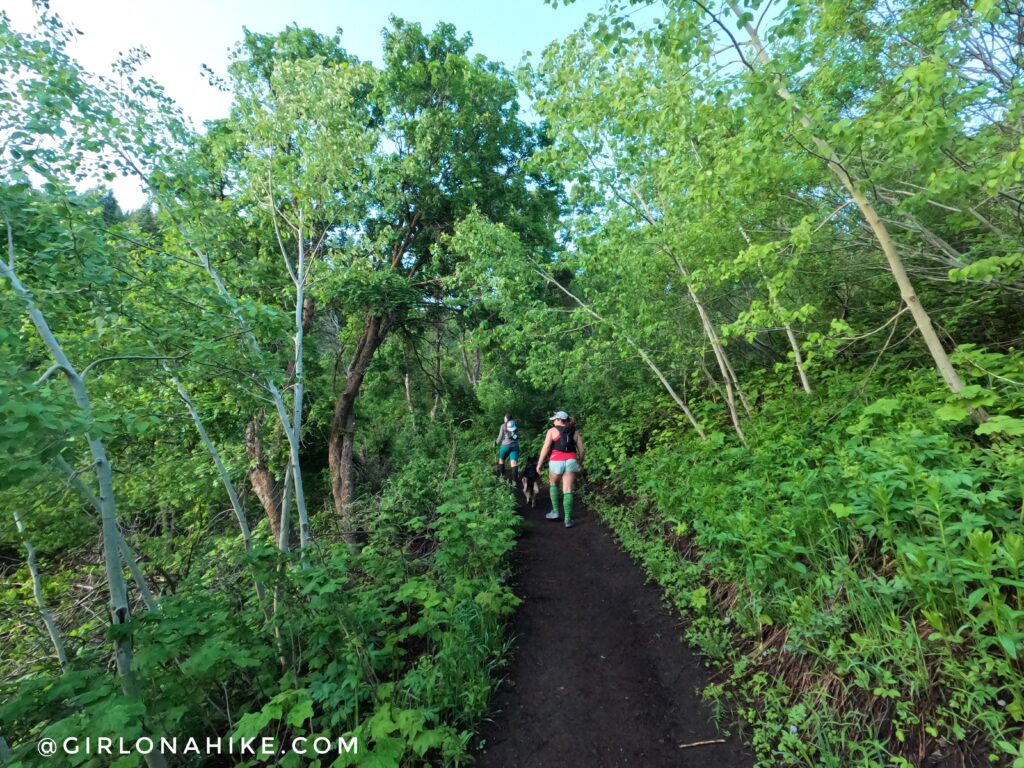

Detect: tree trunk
[629, 186, 750, 434]
[429, 326, 443, 421]
[685, 278, 747, 442]
[329, 314, 388, 533]
[738, 223, 813, 395]
[289, 225, 311, 555]
[170, 372, 266, 604]
[1, 257, 168, 768]
[338, 409, 356, 525]
[719, 335, 752, 414]
[53, 455, 158, 612]
[784, 323, 813, 394]
[172, 374, 254, 547]
[13, 510, 69, 672]
[459, 332, 474, 387]
[245, 415, 281, 541]
[656, 241, 748, 438]
[243, 289, 315, 548]
[128, 158, 314, 560]
[278, 464, 292, 552]
[185, 241, 313, 543]
[458, 332, 482, 387]
[404, 372, 416, 427]
[698, 356, 721, 400]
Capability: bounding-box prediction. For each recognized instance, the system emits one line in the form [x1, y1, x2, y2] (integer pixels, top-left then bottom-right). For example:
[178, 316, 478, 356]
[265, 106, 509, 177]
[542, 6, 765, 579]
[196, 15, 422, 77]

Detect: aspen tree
[711, 0, 968, 401]
[1, 237, 168, 768]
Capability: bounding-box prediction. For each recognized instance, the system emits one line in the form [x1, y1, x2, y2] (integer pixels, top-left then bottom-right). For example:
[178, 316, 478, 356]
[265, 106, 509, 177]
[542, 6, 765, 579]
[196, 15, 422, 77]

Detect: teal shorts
[548, 458, 579, 474]
[499, 444, 519, 461]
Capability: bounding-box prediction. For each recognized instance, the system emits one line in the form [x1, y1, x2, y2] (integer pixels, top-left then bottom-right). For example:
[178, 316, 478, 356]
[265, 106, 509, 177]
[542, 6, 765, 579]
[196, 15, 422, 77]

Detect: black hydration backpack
[553, 424, 575, 452]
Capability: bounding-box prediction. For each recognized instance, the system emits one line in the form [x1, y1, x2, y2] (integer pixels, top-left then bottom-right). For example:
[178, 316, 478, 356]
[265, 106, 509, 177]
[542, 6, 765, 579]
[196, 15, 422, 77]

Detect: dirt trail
[475, 487, 753, 768]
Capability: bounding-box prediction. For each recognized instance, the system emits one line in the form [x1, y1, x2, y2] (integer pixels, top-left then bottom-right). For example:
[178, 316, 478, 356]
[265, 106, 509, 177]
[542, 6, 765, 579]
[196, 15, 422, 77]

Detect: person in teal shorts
[536, 410, 584, 528]
[495, 413, 521, 485]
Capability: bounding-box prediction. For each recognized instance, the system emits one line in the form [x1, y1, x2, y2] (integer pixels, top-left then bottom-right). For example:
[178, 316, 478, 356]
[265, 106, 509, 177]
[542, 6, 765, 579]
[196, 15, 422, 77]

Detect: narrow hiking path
[476, 487, 753, 768]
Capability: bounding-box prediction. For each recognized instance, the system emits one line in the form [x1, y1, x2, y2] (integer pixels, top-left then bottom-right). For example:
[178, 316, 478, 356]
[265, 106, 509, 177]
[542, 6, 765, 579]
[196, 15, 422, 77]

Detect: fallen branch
[679, 738, 726, 749]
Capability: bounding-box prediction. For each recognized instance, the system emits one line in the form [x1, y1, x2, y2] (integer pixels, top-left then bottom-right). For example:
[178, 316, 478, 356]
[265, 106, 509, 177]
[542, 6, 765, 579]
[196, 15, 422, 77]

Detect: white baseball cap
[550, 410, 569, 421]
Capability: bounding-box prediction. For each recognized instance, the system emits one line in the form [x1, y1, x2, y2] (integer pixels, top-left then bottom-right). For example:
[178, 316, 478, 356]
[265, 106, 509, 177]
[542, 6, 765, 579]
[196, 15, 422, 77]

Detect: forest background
[1, 0, 1023, 766]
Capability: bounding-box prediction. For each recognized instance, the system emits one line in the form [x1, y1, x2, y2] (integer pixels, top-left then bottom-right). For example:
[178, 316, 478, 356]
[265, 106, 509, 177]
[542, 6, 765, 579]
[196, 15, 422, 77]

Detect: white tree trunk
[199, 245, 310, 529]
[1, 257, 168, 768]
[278, 464, 293, 553]
[459, 333, 475, 388]
[291, 224, 310, 555]
[53, 456, 158, 612]
[738, 224, 814, 396]
[784, 323, 813, 394]
[630, 188, 748, 440]
[163, 220, 312, 548]
[13, 510, 69, 672]
[121, 153, 315, 536]
[167, 372, 267, 605]
[404, 372, 414, 412]
[685, 278, 747, 442]
[169, 374, 252, 545]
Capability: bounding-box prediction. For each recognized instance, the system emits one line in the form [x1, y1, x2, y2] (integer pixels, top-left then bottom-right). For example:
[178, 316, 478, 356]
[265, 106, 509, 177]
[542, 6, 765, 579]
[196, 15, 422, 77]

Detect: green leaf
[935, 402, 969, 421]
[286, 692, 314, 728]
[935, 10, 959, 30]
[829, 502, 854, 518]
[410, 727, 446, 757]
[976, 415, 1024, 436]
[862, 398, 901, 417]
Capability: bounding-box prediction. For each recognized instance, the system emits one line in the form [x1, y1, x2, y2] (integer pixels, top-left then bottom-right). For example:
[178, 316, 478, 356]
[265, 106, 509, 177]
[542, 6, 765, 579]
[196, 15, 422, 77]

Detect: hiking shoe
[564, 520, 575, 528]
[545, 511, 559, 520]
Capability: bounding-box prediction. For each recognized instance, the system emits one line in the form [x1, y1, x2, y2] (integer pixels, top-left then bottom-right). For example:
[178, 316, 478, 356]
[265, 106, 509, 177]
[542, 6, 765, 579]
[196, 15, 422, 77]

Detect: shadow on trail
[475, 484, 753, 768]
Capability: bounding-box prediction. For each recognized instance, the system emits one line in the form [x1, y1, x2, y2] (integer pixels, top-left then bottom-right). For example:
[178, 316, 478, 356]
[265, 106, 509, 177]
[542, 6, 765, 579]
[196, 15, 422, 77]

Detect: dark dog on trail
[520, 459, 542, 508]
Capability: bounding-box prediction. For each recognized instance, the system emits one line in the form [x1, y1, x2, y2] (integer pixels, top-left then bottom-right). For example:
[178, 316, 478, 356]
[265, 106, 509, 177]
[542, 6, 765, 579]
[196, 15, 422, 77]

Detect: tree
[320, 19, 558, 529]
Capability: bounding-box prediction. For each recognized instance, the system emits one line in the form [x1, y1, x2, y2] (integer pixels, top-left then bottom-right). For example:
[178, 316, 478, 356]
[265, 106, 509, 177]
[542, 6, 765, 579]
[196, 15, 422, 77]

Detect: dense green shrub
[586, 353, 1024, 767]
[1, 448, 519, 768]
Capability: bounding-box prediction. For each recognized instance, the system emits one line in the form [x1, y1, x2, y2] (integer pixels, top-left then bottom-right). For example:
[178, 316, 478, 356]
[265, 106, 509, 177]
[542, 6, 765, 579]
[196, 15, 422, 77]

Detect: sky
[4, 0, 606, 207]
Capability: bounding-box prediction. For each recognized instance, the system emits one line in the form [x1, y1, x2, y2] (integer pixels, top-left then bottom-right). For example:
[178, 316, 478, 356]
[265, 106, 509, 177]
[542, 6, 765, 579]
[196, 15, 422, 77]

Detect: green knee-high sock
[549, 484, 560, 513]
[563, 492, 574, 523]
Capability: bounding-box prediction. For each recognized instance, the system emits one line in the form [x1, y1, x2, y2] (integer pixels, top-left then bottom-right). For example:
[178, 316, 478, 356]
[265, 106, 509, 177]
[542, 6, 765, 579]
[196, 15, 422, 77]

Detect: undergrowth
[1, 432, 519, 768]
[584, 351, 1024, 768]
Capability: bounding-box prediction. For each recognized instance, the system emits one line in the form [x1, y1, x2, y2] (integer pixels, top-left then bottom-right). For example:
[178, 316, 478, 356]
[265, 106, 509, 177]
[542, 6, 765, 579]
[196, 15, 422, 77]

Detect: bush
[0, 446, 520, 768]
[587, 355, 1024, 767]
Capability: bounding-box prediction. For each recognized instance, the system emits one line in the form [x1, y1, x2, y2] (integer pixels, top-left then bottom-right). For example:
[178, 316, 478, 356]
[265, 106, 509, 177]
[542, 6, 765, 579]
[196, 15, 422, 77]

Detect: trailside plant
[1, 449, 520, 768]
[583, 355, 1024, 766]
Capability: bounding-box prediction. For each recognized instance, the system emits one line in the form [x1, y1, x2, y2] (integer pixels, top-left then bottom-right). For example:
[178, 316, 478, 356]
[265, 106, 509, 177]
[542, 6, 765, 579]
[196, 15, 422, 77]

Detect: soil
[475, 486, 754, 768]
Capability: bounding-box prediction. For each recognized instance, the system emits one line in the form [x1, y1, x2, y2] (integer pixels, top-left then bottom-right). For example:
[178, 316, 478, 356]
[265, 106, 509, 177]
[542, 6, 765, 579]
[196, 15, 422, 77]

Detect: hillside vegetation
[1, 1, 1023, 766]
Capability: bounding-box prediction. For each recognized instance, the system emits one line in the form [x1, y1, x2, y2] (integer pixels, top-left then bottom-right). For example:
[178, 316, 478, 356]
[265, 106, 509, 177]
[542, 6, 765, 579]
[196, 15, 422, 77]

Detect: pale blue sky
[5, 0, 608, 206]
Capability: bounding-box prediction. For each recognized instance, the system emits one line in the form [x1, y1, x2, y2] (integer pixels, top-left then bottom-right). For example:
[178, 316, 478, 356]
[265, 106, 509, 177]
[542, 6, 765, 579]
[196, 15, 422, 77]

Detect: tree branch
[80, 353, 187, 379]
[34, 363, 73, 387]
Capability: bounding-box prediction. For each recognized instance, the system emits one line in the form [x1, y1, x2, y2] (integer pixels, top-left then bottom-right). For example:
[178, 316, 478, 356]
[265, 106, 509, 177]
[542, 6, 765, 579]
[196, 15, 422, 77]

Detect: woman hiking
[495, 413, 521, 485]
[536, 410, 584, 528]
